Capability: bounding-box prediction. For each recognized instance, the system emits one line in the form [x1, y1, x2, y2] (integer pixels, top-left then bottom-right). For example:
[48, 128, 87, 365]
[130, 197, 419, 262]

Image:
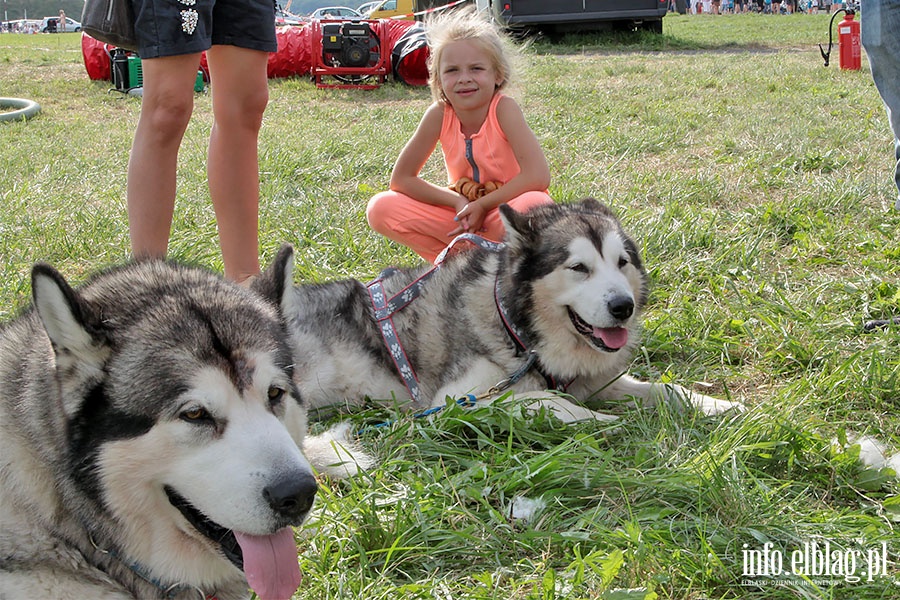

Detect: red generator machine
[311, 19, 390, 89]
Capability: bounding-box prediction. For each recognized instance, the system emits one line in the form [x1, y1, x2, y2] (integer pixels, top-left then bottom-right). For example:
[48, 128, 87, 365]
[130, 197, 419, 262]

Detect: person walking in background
[861, 0, 900, 211]
[58, 10, 66, 32]
[366, 7, 553, 263]
[126, 0, 276, 283]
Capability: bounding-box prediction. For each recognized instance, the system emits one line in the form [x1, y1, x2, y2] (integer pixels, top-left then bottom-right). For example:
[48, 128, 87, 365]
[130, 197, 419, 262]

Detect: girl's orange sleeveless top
[440, 93, 519, 185]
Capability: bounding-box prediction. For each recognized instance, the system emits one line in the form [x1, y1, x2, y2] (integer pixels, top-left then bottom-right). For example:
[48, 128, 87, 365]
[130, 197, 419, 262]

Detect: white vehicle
[40, 16, 81, 33]
[309, 6, 363, 19]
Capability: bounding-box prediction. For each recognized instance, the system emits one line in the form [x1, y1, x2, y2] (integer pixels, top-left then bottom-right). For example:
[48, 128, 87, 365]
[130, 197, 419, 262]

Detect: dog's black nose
[264, 473, 318, 520]
[608, 295, 634, 321]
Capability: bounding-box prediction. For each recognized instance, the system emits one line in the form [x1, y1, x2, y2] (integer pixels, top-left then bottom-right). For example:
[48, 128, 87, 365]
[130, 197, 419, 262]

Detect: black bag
[391, 22, 428, 86]
[81, 0, 137, 52]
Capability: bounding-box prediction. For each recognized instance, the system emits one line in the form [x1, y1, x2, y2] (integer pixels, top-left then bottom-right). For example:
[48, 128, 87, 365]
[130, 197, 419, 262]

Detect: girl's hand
[446, 195, 471, 236]
[449, 200, 487, 236]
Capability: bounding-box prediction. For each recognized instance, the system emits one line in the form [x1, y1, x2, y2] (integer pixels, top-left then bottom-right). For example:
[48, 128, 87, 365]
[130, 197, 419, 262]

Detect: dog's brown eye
[618, 257, 629, 269]
[181, 407, 211, 423]
[267, 386, 286, 407]
[568, 262, 588, 274]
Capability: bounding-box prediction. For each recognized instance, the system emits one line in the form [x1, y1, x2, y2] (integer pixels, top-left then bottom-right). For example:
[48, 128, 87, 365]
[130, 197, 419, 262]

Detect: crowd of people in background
[676, 0, 850, 13]
[1, 9, 65, 33]
[2, 20, 41, 33]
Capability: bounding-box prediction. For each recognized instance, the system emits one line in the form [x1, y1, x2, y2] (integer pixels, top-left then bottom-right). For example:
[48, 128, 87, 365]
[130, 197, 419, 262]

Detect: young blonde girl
[366, 8, 553, 263]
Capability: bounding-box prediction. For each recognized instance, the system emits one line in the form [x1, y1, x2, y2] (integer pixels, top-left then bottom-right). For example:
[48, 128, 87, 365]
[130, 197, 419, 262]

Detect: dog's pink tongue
[595, 326, 628, 349]
[234, 528, 301, 600]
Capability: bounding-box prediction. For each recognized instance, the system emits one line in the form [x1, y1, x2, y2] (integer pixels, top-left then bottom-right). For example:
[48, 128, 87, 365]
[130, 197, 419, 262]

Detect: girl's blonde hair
[424, 7, 515, 103]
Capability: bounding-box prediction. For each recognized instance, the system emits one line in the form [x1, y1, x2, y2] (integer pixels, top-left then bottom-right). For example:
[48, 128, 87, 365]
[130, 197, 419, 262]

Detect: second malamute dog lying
[280, 198, 743, 422]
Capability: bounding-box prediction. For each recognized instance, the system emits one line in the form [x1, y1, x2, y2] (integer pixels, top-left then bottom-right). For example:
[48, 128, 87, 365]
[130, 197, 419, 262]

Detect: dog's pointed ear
[32, 264, 105, 357]
[32, 264, 110, 417]
[499, 203, 537, 253]
[252, 245, 295, 315]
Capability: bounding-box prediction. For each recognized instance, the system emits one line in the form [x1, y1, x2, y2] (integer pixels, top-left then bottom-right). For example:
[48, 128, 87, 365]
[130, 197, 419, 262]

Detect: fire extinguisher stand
[818, 2, 861, 70]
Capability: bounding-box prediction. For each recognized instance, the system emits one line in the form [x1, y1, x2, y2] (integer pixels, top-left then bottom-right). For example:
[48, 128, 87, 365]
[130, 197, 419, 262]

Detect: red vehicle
[486, 0, 668, 35]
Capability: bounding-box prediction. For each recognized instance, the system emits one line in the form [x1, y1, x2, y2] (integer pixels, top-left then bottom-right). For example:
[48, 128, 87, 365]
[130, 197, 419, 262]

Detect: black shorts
[133, 0, 277, 59]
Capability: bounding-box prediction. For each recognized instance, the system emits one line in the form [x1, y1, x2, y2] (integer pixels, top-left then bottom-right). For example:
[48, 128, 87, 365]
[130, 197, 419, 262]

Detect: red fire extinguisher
[818, 3, 861, 71]
[838, 10, 861, 70]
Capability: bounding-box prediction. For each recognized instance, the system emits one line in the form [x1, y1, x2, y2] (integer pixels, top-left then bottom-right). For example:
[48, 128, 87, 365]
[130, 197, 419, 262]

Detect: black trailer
[487, 0, 668, 35]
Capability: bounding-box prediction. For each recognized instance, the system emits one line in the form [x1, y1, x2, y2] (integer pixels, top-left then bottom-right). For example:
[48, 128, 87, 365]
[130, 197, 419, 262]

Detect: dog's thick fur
[0, 258, 366, 599]
[281, 198, 743, 423]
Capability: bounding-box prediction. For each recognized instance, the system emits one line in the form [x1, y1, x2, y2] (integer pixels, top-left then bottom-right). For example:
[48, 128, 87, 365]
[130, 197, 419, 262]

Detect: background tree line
[3, 0, 84, 21]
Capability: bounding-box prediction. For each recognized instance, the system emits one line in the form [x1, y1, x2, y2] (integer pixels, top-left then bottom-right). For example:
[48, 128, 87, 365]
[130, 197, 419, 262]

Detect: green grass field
[1, 13, 898, 599]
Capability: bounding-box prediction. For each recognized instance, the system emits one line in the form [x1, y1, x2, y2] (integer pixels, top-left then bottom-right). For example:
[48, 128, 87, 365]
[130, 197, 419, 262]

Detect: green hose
[0, 98, 42, 122]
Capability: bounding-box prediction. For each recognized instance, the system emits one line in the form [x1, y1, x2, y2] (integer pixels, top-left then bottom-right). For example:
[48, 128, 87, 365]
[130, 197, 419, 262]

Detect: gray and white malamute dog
[0, 258, 366, 600]
[282, 198, 743, 422]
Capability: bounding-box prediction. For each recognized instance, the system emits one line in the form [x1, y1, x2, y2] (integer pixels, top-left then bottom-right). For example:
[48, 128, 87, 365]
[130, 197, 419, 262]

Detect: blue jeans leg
[861, 0, 900, 209]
